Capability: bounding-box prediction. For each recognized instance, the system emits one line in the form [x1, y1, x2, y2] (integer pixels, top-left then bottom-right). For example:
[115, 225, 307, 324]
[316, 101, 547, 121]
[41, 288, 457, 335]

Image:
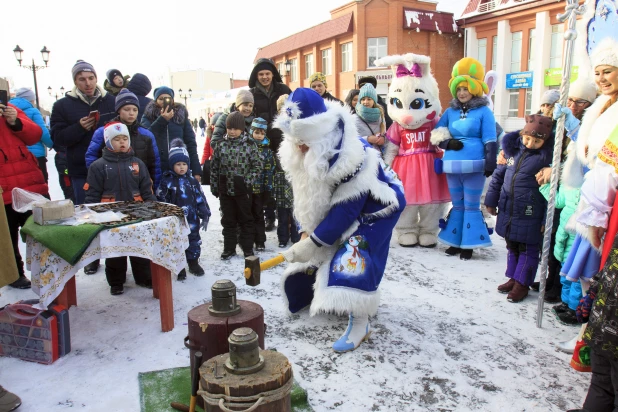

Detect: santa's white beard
[279, 138, 336, 234]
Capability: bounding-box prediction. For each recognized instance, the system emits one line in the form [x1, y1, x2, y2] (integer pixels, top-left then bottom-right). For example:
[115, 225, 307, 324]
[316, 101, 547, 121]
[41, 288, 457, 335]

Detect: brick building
[253, 0, 464, 110]
[458, 0, 586, 131]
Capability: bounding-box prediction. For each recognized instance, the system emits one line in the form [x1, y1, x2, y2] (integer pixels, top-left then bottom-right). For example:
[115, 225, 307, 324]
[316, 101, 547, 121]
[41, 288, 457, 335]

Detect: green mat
[20, 216, 105, 265]
[138, 366, 312, 412]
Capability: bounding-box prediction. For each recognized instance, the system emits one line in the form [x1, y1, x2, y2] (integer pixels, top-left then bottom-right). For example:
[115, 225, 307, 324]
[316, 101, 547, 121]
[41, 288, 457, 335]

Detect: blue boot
[461, 209, 491, 249]
[438, 208, 464, 248]
[332, 314, 371, 353]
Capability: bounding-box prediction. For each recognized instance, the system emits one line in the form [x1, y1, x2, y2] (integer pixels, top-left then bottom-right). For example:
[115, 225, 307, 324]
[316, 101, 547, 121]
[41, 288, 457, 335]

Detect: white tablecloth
[26, 216, 190, 308]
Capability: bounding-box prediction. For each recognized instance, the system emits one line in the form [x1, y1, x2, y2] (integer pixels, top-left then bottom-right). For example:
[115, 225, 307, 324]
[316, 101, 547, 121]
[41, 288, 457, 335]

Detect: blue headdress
[586, 0, 618, 69]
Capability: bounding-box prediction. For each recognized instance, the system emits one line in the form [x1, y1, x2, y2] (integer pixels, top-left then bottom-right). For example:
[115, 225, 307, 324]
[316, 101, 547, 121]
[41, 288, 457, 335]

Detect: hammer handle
[261, 254, 285, 271]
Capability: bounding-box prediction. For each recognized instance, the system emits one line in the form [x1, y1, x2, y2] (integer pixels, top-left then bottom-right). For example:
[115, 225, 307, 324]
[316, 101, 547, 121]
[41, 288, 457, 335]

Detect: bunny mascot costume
[277, 88, 405, 353]
[376, 53, 451, 248]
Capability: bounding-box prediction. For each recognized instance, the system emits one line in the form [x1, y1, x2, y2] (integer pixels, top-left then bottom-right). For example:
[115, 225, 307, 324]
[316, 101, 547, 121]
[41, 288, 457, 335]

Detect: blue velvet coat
[485, 131, 553, 245]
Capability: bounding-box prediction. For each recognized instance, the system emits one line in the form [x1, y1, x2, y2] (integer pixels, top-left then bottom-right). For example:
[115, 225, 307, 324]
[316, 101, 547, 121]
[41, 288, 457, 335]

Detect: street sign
[506, 71, 533, 89]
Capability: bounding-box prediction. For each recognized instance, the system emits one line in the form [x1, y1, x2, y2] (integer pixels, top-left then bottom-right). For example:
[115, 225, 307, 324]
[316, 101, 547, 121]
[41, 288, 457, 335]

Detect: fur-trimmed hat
[226, 111, 245, 131]
[104, 122, 130, 150]
[309, 72, 327, 89]
[587, 1, 618, 69]
[448, 57, 488, 98]
[273, 88, 331, 144]
[168, 138, 190, 170]
[522, 114, 553, 141]
[569, 79, 597, 103]
[235, 90, 254, 108]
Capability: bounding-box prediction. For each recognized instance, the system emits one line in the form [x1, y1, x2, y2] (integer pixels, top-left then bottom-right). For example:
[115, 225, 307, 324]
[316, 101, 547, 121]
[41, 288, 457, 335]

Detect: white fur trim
[591, 38, 618, 70]
[395, 205, 420, 233]
[576, 95, 618, 168]
[310, 263, 380, 317]
[561, 149, 585, 189]
[430, 127, 452, 145]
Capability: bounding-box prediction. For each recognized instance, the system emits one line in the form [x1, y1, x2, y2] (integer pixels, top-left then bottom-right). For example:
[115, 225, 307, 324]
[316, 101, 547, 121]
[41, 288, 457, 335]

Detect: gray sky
[2, 0, 465, 108]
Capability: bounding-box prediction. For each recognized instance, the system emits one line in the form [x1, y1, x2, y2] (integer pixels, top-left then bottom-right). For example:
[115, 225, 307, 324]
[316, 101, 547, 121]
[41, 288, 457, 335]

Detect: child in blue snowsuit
[485, 114, 554, 303]
[157, 138, 210, 280]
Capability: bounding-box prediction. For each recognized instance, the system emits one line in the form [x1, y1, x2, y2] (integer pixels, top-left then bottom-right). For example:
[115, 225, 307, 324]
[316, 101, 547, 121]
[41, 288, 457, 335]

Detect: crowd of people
[1, 1, 618, 407]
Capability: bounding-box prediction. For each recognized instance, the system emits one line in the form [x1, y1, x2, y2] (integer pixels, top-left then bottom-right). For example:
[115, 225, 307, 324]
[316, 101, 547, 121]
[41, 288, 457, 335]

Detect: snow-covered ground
[0, 137, 590, 411]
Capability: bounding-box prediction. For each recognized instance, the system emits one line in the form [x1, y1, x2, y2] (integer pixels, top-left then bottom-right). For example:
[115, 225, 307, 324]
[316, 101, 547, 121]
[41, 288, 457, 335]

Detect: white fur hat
[590, 37, 618, 69]
[568, 78, 598, 103]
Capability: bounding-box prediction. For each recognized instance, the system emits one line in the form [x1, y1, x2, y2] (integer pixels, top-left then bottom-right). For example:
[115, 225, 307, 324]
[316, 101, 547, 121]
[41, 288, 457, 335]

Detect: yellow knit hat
[309, 72, 327, 89]
[448, 57, 489, 98]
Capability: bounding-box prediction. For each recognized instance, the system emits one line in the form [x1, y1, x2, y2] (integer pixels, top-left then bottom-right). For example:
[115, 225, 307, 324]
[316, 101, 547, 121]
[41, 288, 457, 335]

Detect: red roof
[403, 8, 459, 34]
[462, 0, 481, 15]
[254, 13, 353, 62]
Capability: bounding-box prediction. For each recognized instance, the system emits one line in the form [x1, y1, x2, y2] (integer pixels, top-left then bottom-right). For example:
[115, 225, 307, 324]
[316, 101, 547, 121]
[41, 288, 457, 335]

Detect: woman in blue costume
[430, 57, 498, 260]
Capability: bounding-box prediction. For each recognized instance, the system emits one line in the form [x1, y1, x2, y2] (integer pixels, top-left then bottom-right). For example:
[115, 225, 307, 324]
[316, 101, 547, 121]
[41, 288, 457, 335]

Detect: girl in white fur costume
[276, 88, 405, 353]
[376, 53, 451, 248]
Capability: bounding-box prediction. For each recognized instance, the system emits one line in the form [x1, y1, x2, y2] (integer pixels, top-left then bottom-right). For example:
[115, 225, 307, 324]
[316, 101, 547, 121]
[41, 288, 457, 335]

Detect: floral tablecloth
[26, 216, 190, 308]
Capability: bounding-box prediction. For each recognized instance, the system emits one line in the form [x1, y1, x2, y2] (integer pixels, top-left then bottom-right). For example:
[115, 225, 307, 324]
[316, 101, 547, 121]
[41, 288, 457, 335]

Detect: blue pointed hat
[587, 0, 618, 68]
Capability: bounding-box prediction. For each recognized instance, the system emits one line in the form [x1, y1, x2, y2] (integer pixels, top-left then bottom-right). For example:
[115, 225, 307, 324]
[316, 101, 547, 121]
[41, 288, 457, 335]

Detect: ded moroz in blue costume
[276, 88, 405, 353]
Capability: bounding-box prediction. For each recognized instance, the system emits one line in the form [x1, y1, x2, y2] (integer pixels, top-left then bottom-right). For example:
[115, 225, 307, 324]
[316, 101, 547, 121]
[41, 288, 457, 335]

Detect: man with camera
[50, 60, 115, 274]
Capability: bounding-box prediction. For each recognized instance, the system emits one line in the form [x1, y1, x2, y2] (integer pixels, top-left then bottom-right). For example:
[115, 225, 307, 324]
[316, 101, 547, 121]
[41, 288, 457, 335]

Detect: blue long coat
[10, 97, 52, 158]
[485, 131, 553, 245]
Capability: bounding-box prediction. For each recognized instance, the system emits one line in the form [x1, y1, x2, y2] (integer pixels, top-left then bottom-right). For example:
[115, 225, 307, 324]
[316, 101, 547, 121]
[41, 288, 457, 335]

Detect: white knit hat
[590, 38, 618, 70]
[568, 78, 598, 103]
[104, 122, 130, 150]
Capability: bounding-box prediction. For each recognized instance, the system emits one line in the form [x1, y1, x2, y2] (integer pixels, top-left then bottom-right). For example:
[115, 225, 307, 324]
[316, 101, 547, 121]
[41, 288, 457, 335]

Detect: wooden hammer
[244, 255, 286, 286]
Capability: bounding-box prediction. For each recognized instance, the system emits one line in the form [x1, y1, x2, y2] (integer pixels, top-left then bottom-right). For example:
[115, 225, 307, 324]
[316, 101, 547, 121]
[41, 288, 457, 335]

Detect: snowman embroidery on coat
[333, 235, 368, 275]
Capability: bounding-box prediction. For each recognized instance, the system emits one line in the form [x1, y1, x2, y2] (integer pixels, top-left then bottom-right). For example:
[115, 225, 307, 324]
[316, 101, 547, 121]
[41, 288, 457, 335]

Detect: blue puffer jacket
[126, 73, 153, 122]
[141, 101, 202, 176]
[9, 97, 52, 158]
[85, 119, 162, 190]
[50, 86, 116, 177]
[485, 131, 553, 245]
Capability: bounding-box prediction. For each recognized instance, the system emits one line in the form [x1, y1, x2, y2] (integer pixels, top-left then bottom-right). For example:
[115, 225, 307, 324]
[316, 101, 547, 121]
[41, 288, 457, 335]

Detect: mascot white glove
[281, 237, 319, 263]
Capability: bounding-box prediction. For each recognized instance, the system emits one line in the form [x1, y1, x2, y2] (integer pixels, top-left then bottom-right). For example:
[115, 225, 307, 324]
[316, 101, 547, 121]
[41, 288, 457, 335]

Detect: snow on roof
[403, 7, 459, 34]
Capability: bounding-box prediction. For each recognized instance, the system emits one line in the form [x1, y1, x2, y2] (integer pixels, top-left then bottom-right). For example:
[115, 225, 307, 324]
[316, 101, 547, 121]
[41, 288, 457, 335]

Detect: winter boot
[265, 218, 275, 232]
[544, 278, 563, 303]
[188, 259, 205, 276]
[552, 302, 569, 315]
[84, 260, 100, 275]
[177, 269, 187, 281]
[497, 278, 516, 294]
[332, 313, 371, 353]
[0, 385, 21, 412]
[110, 285, 124, 296]
[557, 309, 579, 326]
[459, 249, 473, 260]
[243, 249, 254, 258]
[507, 281, 529, 302]
[255, 242, 266, 252]
[220, 250, 237, 260]
[9, 275, 31, 289]
[445, 247, 461, 256]
[556, 333, 578, 354]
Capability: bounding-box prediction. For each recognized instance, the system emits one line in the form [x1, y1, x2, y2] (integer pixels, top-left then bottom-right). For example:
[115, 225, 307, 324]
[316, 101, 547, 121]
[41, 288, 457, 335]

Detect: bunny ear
[484, 70, 498, 97]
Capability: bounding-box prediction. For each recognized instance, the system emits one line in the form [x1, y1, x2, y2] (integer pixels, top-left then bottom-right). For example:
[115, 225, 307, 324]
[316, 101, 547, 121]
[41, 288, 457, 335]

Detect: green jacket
[539, 182, 580, 263]
[210, 134, 261, 197]
[211, 103, 254, 148]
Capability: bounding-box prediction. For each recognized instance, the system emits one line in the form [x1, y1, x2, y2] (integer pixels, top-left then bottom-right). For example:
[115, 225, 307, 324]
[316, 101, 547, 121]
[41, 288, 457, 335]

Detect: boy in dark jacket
[85, 122, 156, 295]
[86, 88, 162, 189]
[249, 118, 275, 251]
[211, 112, 261, 259]
[157, 139, 211, 279]
[485, 114, 554, 303]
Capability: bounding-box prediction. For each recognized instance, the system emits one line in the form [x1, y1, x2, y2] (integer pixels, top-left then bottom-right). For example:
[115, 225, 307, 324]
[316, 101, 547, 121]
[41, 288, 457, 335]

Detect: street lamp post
[48, 86, 65, 101]
[13, 45, 50, 110]
[178, 88, 192, 107]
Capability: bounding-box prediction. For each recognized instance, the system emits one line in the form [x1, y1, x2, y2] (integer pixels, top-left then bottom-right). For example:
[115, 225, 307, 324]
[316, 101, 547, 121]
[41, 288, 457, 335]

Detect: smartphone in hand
[162, 97, 173, 112]
[0, 90, 8, 106]
[88, 110, 100, 124]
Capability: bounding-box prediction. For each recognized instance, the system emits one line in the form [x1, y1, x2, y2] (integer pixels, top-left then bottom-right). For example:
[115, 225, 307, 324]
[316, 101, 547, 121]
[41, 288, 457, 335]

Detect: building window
[367, 37, 387, 68]
[550, 24, 564, 68]
[341, 42, 353, 72]
[478, 38, 487, 68]
[508, 91, 520, 117]
[528, 28, 536, 71]
[305, 54, 314, 78]
[322, 49, 332, 75]
[277, 62, 284, 77]
[525, 89, 533, 115]
[511, 31, 522, 72]
[290, 58, 298, 82]
[492, 36, 497, 71]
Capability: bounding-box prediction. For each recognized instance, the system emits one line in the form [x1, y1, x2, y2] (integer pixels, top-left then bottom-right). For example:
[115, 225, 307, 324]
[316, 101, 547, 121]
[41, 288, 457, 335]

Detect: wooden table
[26, 215, 190, 332]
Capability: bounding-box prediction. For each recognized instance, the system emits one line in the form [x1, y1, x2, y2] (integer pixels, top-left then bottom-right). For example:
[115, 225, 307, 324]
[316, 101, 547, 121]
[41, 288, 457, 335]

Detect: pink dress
[387, 121, 450, 205]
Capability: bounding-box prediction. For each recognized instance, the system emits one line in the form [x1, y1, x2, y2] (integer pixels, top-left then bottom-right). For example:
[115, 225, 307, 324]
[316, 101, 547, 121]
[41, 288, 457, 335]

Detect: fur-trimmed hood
[448, 96, 489, 111]
[249, 59, 283, 88]
[576, 95, 618, 168]
[143, 100, 188, 125]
